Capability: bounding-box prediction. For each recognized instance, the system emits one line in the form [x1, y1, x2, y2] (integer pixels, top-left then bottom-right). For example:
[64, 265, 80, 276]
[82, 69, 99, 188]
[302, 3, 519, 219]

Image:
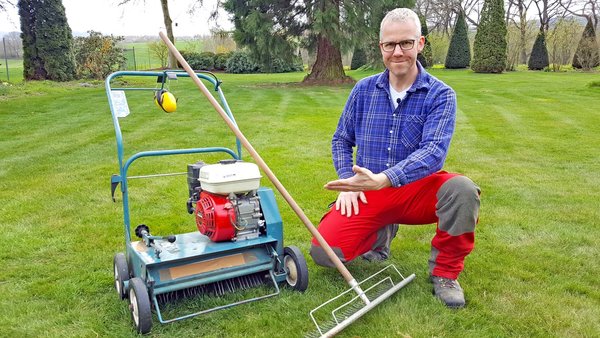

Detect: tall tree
[445, 10, 471, 68]
[560, 0, 600, 32]
[415, 0, 484, 34]
[533, 0, 563, 34]
[417, 14, 434, 68]
[506, 0, 534, 64]
[572, 17, 600, 69]
[223, 0, 413, 84]
[528, 29, 549, 70]
[18, 0, 76, 81]
[471, 0, 507, 73]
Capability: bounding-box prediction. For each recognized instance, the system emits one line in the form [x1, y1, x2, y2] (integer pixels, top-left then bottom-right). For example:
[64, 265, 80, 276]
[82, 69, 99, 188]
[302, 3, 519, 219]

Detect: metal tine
[156, 272, 270, 305]
[218, 281, 225, 296]
[226, 279, 233, 293]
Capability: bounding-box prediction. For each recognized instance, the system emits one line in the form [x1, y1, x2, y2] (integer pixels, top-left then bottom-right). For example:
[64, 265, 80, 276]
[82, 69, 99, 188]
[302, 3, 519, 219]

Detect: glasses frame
[379, 39, 418, 53]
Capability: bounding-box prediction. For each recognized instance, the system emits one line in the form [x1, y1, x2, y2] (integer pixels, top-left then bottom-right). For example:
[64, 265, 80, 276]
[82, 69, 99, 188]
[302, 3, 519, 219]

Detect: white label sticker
[110, 90, 130, 118]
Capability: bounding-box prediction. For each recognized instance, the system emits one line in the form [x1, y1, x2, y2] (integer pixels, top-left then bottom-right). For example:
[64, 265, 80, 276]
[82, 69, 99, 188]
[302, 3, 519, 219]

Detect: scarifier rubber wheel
[129, 277, 152, 334]
[283, 246, 309, 292]
[113, 253, 129, 300]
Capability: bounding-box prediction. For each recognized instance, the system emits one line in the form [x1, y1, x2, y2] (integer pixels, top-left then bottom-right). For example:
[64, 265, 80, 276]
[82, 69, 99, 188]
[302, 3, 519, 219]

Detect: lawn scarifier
[160, 31, 416, 337]
[106, 70, 310, 334]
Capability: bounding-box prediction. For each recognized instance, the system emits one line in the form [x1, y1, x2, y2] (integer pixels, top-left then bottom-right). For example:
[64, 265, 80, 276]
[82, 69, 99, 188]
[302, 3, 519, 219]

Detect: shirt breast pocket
[399, 114, 426, 149]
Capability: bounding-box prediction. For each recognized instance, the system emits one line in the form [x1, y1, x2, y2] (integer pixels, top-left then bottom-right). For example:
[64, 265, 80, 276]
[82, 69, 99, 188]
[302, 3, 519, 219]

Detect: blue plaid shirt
[332, 63, 457, 187]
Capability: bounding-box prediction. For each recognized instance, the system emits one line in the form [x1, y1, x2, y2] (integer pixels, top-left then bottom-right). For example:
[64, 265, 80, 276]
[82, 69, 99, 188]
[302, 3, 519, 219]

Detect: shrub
[351, 48, 367, 70]
[74, 31, 126, 80]
[471, 0, 507, 73]
[528, 31, 550, 70]
[445, 11, 471, 69]
[263, 56, 303, 73]
[214, 52, 232, 71]
[179, 51, 215, 70]
[226, 50, 259, 74]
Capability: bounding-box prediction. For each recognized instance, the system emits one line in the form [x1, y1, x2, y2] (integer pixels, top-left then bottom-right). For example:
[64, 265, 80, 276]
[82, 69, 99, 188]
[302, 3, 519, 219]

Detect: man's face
[380, 20, 425, 80]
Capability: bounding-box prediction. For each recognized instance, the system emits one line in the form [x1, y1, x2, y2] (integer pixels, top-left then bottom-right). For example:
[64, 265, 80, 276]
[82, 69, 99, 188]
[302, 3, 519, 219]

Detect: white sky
[0, 0, 233, 37]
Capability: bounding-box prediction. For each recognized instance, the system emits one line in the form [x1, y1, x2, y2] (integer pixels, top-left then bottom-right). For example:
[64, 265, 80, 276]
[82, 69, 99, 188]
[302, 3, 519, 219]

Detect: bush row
[179, 50, 303, 74]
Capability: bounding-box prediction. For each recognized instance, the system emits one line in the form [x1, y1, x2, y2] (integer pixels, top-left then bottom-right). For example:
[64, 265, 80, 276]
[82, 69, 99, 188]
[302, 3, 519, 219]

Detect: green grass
[0, 58, 24, 83]
[1, 69, 599, 337]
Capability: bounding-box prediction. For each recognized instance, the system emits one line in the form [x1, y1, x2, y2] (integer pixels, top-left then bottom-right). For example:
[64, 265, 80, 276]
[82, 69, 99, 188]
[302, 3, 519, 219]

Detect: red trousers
[311, 172, 479, 279]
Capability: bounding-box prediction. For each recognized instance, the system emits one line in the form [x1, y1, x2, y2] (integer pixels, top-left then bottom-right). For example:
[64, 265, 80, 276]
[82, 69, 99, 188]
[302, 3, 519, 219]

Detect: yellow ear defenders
[154, 89, 177, 113]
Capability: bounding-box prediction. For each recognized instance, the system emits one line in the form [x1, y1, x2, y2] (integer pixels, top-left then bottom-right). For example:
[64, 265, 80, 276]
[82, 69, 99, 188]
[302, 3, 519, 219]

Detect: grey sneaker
[431, 276, 465, 309]
[361, 249, 389, 262]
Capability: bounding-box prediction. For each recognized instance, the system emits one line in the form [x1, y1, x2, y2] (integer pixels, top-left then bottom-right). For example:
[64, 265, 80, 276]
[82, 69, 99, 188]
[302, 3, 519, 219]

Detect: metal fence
[123, 47, 164, 71]
[1, 37, 15, 82]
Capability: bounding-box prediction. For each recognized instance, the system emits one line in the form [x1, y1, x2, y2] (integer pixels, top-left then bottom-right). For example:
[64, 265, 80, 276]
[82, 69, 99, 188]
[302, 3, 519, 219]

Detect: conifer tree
[572, 18, 600, 70]
[350, 48, 367, 70]
[18, 0, 76, 81]
[417, 14, 433, 68]
[471, 0, 507, 73]
[445, 11, 471, 69]
[528, 30, 549, 70]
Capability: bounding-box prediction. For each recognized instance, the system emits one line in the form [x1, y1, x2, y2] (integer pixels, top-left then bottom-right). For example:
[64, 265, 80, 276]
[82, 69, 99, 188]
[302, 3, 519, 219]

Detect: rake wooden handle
[159, 32, 356, 284]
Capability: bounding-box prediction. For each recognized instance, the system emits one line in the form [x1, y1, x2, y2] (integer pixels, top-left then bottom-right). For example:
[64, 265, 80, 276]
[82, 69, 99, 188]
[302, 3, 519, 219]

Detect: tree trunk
[302, 0, 353, 85]
[160, 0, 177, 68]
[303, 35, 353, 85]
[518, 3, 528, 64]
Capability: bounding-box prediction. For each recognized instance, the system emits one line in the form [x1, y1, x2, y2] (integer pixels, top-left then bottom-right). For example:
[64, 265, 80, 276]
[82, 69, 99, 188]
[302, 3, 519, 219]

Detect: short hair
[380, 8, 422, 40]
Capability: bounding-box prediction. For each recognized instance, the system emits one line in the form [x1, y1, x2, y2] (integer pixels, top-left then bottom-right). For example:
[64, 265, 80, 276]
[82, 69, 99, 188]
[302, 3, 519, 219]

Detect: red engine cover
[195, 191, 236, 242]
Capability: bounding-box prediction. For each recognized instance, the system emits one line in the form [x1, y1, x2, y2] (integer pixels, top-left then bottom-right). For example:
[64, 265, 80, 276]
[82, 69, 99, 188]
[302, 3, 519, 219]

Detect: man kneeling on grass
[309, 7, 481, 309]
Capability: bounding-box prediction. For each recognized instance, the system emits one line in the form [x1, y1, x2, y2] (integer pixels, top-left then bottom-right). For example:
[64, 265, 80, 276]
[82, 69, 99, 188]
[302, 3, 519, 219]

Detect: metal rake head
[307, 264, 416, 338]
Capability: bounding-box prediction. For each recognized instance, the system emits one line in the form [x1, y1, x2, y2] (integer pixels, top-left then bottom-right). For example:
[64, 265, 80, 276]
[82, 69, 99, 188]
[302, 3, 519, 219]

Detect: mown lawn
[0, 69, 599, 337]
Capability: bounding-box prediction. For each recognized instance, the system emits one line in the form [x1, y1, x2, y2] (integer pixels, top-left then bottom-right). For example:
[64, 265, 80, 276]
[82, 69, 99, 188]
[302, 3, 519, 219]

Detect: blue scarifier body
[106, 71, 307, 332]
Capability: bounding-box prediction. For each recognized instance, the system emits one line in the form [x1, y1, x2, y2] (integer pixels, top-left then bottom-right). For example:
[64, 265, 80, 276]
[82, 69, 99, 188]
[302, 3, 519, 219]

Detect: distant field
[120, 40, 202, 70]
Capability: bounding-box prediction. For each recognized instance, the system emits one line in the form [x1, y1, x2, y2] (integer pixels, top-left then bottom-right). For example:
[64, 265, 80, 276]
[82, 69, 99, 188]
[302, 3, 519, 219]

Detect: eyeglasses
[380, 39, 416, 52]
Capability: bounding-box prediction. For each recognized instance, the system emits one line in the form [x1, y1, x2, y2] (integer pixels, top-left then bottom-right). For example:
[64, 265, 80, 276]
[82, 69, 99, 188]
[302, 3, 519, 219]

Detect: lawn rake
[106, 70, 309, 334]
[160, 32, 415, 337]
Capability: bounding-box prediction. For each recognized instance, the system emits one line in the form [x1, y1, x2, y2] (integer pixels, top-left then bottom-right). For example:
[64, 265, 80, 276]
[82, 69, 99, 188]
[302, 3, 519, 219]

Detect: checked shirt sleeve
[382, 87, 457, 186]
[331, 87, 359, 180]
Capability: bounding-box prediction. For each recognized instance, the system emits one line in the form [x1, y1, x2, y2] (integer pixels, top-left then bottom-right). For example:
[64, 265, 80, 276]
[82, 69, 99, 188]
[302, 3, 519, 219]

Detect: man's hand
[335, 191, 367, 217]
[324, 165, 392, 192]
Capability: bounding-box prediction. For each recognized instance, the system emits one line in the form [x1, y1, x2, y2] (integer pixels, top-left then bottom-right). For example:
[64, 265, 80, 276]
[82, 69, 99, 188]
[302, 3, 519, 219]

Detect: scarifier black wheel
[113, 253, 129, 300]
[128, 277, 152, 334]
[283, 246, 309, 292]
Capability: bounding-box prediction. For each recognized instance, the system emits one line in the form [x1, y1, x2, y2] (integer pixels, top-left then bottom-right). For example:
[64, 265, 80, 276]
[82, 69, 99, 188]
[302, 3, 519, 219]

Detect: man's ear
[417, 36, 425, 53]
